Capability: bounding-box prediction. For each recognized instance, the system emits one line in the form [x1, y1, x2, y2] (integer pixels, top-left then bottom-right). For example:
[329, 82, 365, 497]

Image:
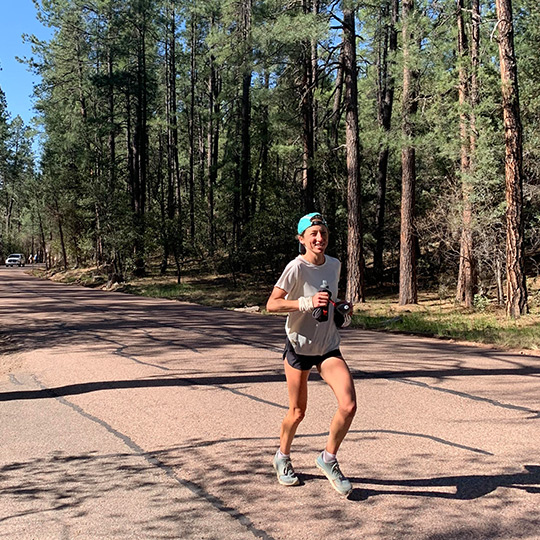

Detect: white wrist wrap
[298, 296, 314, 312]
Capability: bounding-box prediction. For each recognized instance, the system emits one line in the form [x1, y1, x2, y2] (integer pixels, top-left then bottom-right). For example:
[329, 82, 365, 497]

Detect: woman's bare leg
[317, 357, 357, 454]
[280, 360, 310, 454]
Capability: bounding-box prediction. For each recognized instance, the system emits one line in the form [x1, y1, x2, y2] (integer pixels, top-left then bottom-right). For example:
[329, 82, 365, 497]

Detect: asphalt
[0, 267, 539, 539]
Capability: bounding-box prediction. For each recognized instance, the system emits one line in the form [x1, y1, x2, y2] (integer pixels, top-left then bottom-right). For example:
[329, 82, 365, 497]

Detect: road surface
[1, 267, 539, 539]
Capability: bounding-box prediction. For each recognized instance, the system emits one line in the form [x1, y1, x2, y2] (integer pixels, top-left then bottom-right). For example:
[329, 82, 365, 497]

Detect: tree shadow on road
[1, 369, 539, 420]
[2, 270, 540, 370]
[0, 449, 224, 537]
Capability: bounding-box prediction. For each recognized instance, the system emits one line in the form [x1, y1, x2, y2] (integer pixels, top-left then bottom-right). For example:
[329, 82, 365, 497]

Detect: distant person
[266, 212, 356, 496]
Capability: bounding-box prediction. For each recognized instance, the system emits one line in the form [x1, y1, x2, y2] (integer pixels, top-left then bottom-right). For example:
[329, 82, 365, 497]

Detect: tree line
[1, 0, 538, 317]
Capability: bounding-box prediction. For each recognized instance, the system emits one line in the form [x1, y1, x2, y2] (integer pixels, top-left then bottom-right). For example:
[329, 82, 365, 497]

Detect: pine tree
[399, 0, 418, 305]
[495, 0, 528, 317]
[343, 4, 365, 304]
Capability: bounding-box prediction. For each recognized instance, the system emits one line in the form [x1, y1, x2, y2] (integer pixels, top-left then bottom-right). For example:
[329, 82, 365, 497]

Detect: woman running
[266, 212, 357, 496]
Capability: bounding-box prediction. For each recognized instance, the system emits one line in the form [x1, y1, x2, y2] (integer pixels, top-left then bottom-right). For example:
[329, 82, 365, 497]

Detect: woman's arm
[266, 287, 299, 313]
[266, 286, 330, 313]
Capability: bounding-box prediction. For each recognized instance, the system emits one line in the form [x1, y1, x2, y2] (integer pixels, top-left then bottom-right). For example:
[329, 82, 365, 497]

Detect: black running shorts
[283, 338, 343, 371]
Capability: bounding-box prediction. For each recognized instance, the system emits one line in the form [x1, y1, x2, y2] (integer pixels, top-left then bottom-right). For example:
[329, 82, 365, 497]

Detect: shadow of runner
[342, 464, 540, 501]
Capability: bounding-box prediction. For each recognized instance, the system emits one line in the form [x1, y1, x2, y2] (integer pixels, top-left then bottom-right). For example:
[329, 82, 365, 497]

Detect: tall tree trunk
[456, 0, 478, 307]
[399, 0, 418, 305]
[311, 0, 319, 156]
[495, 0, 528, 317]
[301, 0, 315, 213]
[373, 0, 398, 285]
[188, 16, 197, 243]
[55, 199, 68, 271]
[207, 42, 219, 254]
[168, 4, 182, 280]
[343, 7, 365, 304]
[158, 129, 169, 275]
[162, 3, 181, 274]
[232, 0, 252, 253]
[95, 203, 103, 265]
[470, 0, 480, 148]
[107, 10, 116, 196]
[469, 0, 480, 165]
[161, 14, 172, 274]
[330, 48, 344, 148]
[38, 211, 48, 269]
[241, 69, 251, 227]
[127, 4, 149, 278]
[104, 46, 115, 263]
[255, 70, 270, 214]
[324, 47, 344, 254]
[6, 195, 14, 235]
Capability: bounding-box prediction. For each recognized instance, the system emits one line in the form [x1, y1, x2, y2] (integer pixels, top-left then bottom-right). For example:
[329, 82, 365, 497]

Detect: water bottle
[312, 280, 331, 322]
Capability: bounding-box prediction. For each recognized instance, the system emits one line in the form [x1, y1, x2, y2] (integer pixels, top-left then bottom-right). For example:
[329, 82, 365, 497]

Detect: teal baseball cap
[297, 212, 328, 235]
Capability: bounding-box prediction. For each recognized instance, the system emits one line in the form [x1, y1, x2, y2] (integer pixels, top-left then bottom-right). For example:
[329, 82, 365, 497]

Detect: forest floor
[32, 264, 540, 356]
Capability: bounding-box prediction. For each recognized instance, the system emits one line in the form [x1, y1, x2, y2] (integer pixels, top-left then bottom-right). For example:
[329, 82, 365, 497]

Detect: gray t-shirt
[275, 255, 341, 356]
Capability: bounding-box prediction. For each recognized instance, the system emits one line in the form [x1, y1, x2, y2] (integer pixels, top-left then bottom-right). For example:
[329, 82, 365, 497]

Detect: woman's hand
[312, 291, 330, 308]
[267, 287, 330, 313]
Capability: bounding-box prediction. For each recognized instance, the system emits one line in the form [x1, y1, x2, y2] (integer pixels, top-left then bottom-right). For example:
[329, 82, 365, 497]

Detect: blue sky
[0, 0, 52, 126]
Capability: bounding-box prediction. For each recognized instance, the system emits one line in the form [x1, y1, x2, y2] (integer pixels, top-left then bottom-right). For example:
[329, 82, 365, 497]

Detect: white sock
[277, 449, 290, 459]
[322, 450, 337, 463]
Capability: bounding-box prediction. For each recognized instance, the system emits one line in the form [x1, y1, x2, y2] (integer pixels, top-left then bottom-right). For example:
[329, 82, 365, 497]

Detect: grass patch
[123, 281, 195, 300]
[122, 273, 270, 308]
[353, 295, 540, 352]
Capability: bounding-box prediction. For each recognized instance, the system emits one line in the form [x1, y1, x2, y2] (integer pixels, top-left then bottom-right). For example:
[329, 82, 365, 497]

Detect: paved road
[1, 267, 539, 540]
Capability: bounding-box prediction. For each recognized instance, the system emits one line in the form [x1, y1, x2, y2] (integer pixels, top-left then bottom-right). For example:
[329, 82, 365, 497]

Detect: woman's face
[299, 225, 328, 255]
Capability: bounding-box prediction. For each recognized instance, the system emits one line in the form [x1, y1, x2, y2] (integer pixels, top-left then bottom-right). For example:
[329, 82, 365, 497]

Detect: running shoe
[315, 453, 352, 496]
[273, 452, 300, 486]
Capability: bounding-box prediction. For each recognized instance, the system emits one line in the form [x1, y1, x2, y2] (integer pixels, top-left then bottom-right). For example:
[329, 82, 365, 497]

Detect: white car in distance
[5, 254, 26, 267]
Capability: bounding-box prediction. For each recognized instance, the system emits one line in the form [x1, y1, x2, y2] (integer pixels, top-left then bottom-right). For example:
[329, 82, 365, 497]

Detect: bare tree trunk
[455, 0, 477, 307]
[470, 0, 480, 143]
[38, 211, 48, 270]
[95, 203, 103, 264]
[102, 41, 115, 268]
[55, 199, 68, 271]
[330, 48, 344, 147]
[373, 0, 398, 285]
[207, 41, 219, 253]
[230, 0, 253, 254]
[255, 70, 270, 213]
[161, 4, 182, 275]
[343, 7, 365, 304]
[495, 0, 528, 317]
[158, 129, 169, 275]
[326, 47, 345, 254]
[6, 195, 14, 236]
[301, 0, 315, 213]
[107, 8, 116, 196]
[241, 68, 252, 227]
[168, 5, 183, 281]
[129, 5, 149, 277]
[188, 16, 197, 243]
[399, 0, 418, 305]
[311, 0, 319, 155]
